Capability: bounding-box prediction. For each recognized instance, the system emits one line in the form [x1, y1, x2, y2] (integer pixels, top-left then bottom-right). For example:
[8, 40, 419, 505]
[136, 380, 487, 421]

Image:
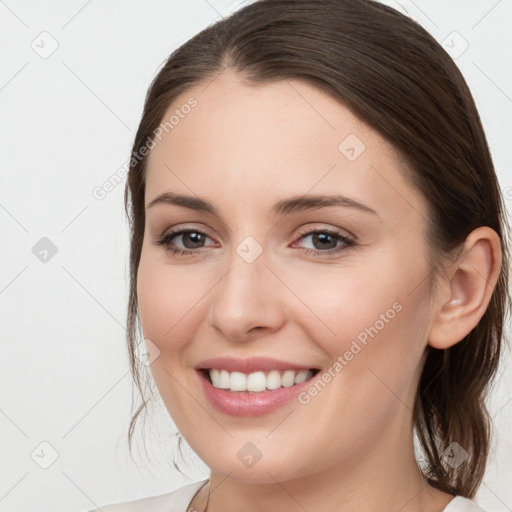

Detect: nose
[207, 248, 286, 342]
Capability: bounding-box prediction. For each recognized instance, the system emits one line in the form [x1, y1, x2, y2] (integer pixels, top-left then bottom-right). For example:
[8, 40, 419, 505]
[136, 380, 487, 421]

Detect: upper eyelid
[160, 229, 217, 248]
[295, 223, 354, 238]
[161, 225, 349, 237]
[165, 227, 217, 241]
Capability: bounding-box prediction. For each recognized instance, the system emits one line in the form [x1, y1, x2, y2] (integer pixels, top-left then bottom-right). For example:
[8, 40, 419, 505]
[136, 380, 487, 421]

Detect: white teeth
[210, 369, 231, 389]
[219, 369, 230, 389]
[294, 370, 309, 384]
[281, 370, 296, 387]
[230, 371, 247, 391]
[266, 370, 281, 390]
[208, 368, 314, 392]
[247, 371, 267, 392]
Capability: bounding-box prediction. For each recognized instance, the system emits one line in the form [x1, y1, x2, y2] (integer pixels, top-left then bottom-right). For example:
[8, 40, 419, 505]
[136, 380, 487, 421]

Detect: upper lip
[195, 356, 318, 374]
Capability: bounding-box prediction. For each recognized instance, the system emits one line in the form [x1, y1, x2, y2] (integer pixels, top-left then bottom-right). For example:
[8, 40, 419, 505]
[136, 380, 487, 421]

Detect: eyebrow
[147, 191, 379, 217]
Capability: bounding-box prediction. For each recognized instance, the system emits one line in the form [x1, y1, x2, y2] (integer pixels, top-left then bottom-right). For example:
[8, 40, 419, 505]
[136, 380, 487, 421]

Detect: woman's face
[137, 70, 437, 482]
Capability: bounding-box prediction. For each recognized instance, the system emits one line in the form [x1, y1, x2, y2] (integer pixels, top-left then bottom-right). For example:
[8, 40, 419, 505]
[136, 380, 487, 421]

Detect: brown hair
[124, 0, 511, 498]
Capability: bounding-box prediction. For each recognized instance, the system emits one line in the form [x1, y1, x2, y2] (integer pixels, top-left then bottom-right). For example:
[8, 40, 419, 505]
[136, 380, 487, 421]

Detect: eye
[152, 229, 216, 255]
[292, 227, 356, 256]
[152, 225, 357, 258]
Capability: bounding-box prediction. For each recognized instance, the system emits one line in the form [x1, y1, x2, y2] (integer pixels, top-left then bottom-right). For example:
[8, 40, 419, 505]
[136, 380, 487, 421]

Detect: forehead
[144, 70, 428, 227]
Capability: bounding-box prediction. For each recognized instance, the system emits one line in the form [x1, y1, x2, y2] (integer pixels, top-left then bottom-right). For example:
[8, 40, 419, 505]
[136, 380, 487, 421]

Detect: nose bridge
[208, 239, 284, 339]
[225, 253, 265, 304]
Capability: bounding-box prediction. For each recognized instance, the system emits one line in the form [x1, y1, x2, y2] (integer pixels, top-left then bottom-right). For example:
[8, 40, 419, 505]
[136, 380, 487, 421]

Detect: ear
[428, 226, 502, 349]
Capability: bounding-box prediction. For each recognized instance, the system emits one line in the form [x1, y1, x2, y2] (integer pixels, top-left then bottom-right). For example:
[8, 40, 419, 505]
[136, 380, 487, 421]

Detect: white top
[86, 479, 488, 512]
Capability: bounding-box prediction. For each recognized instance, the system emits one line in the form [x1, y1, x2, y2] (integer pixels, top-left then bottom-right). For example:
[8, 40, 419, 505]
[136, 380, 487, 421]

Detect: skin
[136, 69, 502, 512]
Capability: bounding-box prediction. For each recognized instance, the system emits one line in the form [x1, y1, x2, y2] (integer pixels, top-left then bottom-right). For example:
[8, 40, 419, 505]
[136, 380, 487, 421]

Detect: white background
[0, 1, 511, 511]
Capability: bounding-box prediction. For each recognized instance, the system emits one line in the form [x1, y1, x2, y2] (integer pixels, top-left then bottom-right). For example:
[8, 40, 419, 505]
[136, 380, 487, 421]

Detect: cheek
[290, 270, 429, 451]
[294, 259, 429, 381]
[136, 258, 207, 347]
[135, 258, 209, 414]
[286, 263, 403, 346]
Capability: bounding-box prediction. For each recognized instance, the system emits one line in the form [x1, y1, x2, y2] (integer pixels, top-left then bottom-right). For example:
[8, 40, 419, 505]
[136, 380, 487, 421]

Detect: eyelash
[152, 227, 357, 257]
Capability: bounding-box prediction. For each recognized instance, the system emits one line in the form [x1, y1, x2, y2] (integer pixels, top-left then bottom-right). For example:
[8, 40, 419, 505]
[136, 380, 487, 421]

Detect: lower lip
[197, 370, 317, 416]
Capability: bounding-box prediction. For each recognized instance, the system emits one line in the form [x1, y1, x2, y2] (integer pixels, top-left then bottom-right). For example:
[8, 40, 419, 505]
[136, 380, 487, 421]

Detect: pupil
[184, 232, 204, 248]
[313, 233, 336, 250]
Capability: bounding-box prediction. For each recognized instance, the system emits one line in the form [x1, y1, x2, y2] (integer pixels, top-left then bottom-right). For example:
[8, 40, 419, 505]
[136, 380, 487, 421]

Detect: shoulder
[84, 479, 208, 512]
[443, 496, 488, 512]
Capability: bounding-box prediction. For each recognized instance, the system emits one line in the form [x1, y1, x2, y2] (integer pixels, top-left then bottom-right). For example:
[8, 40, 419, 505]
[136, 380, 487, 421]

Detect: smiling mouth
[199, 368, 320, 393]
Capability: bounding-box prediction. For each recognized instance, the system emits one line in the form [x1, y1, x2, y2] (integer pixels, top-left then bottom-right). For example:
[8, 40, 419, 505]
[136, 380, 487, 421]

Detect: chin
[198, 445, 314, 484]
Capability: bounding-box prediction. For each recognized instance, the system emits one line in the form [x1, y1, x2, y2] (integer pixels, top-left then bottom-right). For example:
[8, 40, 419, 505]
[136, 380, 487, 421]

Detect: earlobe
[427, 227, 502, 350]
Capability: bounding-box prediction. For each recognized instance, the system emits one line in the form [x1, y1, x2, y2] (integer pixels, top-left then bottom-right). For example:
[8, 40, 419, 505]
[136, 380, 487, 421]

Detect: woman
[89, 0, 510, 510]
